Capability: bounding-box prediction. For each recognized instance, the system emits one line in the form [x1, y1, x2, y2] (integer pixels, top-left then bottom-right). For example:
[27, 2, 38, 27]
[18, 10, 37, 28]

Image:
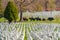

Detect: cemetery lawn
[0, 18, 5, 22]
[21, 19, 60, 23]
[0, 18, 60, 23]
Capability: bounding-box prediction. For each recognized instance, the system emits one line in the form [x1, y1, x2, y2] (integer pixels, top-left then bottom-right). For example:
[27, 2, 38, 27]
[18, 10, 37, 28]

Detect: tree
[45, 0, 56, 11]
[4, 1, 18, 23]
[35, 1, 43, 11]
[48, 0, 56, 11]
[45, 1, 49, 11]
[14, 0, 56, 22]
[14, 0, 34, 22]
[0, 0, 3, 13]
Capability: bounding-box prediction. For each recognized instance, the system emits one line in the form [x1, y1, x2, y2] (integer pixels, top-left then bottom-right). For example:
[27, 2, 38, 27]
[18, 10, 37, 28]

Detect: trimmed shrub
[4, 1, 18, 23]
[35, 17, 41, 21]
[48, 17, 54, 21]
[23, 17, 28, 21]
[29, 17, 35, 21]
[42, 18, 46, 21]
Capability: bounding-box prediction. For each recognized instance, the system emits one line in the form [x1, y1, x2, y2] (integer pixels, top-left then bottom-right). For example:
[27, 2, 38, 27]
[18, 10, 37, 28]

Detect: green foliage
[36, 5, 43, 11]
[47, 0, 56, 10]
[4, 1, 18, 22]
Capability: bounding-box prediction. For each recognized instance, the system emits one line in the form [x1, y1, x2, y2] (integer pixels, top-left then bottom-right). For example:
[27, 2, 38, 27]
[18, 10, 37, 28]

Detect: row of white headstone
[0, 23, 60, 40]
[22, 11, 60, 18]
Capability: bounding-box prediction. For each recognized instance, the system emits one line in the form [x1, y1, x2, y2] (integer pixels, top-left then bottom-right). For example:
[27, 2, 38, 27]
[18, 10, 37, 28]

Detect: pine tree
[4, 1, 18, 23]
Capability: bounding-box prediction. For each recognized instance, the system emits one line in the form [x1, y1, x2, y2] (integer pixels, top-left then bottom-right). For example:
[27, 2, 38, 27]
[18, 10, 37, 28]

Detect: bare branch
[14, 0, 35, 6]
[23, 0, 35, 6]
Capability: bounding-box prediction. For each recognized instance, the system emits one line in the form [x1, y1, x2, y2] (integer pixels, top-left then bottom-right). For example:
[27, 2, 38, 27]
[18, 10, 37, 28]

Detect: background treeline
[0, 0, 56, 13]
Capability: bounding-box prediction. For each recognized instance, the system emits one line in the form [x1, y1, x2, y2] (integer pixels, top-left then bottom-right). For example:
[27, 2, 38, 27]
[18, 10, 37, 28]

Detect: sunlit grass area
[19, 18, 60, 23]
[0, 17, 60, 23]
[0, 17, 6, 22]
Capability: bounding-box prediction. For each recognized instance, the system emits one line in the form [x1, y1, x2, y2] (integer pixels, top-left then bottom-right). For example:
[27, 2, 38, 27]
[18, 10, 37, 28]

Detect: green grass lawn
[0, 17, 60, 23]
[0, 17, 6, 22]
[21, 19, 60, 23]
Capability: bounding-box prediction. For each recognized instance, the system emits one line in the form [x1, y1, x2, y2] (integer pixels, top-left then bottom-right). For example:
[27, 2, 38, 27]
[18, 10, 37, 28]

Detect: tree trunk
[20, 5, 23, 22]
[45, 1, 48, 11]
[8, 20, 12, 24]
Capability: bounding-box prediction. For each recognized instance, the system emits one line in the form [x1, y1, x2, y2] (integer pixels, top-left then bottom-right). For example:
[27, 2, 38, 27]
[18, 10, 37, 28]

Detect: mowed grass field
[0, 17, 6, 22]
[0, 17, 60, 23]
